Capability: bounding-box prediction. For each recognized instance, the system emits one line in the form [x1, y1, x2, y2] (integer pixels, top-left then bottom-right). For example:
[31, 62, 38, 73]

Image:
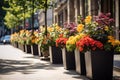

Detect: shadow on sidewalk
[0, 59, 62, 75]
[114, 60, 120, 70]
[113, 76, 120, 80]
[64, 70, 90, 80]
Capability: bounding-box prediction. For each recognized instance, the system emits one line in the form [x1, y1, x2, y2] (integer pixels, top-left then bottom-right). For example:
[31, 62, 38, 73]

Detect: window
[77, 0, 80, 16]
[58, 11, 63, 27]
[65, 9, 67, 22]
[85, 0, 89, 16]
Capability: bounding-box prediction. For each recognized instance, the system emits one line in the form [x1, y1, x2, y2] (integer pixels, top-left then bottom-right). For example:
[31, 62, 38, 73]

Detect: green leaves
[3, 0, 54, 29]
[4, 11, 20, 29]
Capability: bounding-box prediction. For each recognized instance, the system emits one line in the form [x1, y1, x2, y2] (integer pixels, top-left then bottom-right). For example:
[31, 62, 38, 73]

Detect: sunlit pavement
[113, 54, 120, 80]
[0, 44, 89, 80]
[0, 44, 120, 80]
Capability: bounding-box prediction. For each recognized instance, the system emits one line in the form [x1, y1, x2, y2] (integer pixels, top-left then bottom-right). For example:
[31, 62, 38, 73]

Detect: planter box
[22, 44, 25, 52]
[11, 43, 15, 47]
[31, 44, 39, 55]
[75, 49, 86, 75]
[114, 52, 120, 54]
[19, 44, 25, 52]
[14, 42, 18, 48]
[85, 51, 113, 80]
[38, 45, 43, 57]
[62, 48, 75, 70]
[49, 46, 63, 64]
[25, 45, 31, 53]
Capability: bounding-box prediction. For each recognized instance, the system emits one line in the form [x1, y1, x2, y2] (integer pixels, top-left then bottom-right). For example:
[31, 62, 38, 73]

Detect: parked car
[3, 35, 11, 44]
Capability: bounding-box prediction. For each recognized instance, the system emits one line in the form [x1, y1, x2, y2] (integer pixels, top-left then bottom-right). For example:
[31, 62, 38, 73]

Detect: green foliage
[3, 0, 55, 29]
[4, 11, 19, 28]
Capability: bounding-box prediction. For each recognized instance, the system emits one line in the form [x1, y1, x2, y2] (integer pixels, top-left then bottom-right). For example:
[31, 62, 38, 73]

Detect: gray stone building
[38, 9, 53, 27]
[54, 0, 119, 39]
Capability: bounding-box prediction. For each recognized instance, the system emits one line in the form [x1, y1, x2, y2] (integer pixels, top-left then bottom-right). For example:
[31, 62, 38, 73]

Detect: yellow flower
[34, 31, 38, 36]
[86, 15, 92, 20]
[48, 27, 54, 32]
[74, 35, 80, 41]
[66, 36, 76, 45]
[69, 36, 74, 40]
[108, 36, 120, 46]
[56, 26, 60, 29]
[104, 26, 109, 31]
[113, 40, 120, 46]
[85, 15, 92, 24]
[77, 24, 84, 32]
[69, 40, 75, 44]
[20, 30, 23, 33]
[108, 36, 114, 40]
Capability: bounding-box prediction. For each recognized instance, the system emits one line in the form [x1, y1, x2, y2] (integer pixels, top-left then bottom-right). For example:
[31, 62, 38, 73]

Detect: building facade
[54, 0, 119, 39]
[38, 9, 53, 27]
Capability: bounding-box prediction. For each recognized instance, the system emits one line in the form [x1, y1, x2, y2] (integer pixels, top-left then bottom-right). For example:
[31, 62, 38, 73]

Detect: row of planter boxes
[11, 42, 114, 80]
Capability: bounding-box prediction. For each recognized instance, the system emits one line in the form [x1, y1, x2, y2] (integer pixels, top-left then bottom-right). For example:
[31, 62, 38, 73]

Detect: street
[0, 44, 120, 80]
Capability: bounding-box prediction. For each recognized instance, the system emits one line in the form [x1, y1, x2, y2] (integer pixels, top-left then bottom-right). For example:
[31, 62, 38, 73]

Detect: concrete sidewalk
[0, 44, 120, 80]
[0, 45, 89, 80]
[114, 54, 120, 70]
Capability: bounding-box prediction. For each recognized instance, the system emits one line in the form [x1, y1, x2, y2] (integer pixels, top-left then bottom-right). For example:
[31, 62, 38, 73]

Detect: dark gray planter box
[14, 42, 18, 48]
[31, 44, 39, 55]
[62, 48, 75, 70]
[25, 45, 31, 53]
[49, 46, 63, 64]
[75, 49, 86, 75]
[19, 44, 25, 52]
[85, 51, 113, 80]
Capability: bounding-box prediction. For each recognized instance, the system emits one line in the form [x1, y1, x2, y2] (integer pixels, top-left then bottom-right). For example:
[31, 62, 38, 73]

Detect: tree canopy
[3, 0, 54, 29]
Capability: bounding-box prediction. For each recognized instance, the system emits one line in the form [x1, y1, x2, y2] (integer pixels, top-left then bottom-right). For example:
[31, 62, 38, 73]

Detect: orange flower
[85, 15, 92, 24]
[77, 24, 84, 32]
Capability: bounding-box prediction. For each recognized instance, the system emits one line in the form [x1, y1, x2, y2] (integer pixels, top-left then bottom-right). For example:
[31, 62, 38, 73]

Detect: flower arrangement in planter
[30, 30, 40, 55]
[76, 13, 119, 52]
[10, 32, 19, 43]
[23, 30, 32, 45]
[75, 13, 119, 80]
[10, 32, 19, 47]
[58, 22, 82, 69]
[36, 26, 50, 58]
[47, 24, 63, 63]
[39, 34, 49, 53]
[47, 24, 63, 46]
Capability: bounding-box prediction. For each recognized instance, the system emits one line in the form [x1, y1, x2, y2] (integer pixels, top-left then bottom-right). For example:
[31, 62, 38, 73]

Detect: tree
[0, 0, 9, 26]
[3, 0, 54, 31]
[4, 11, 19, 29]
[3, 0, 31, 29]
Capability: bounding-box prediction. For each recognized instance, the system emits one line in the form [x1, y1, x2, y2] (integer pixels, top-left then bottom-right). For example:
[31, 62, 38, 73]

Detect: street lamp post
[44, 0, 47, 36]
[23, 2, 25, 29]
[31, 0, 34, 33]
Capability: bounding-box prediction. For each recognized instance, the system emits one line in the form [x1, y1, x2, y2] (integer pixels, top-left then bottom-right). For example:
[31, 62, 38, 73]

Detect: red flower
[76, 36, 103, 52]
[59, 34, 63, 38]
[56, 37, 68, 48]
